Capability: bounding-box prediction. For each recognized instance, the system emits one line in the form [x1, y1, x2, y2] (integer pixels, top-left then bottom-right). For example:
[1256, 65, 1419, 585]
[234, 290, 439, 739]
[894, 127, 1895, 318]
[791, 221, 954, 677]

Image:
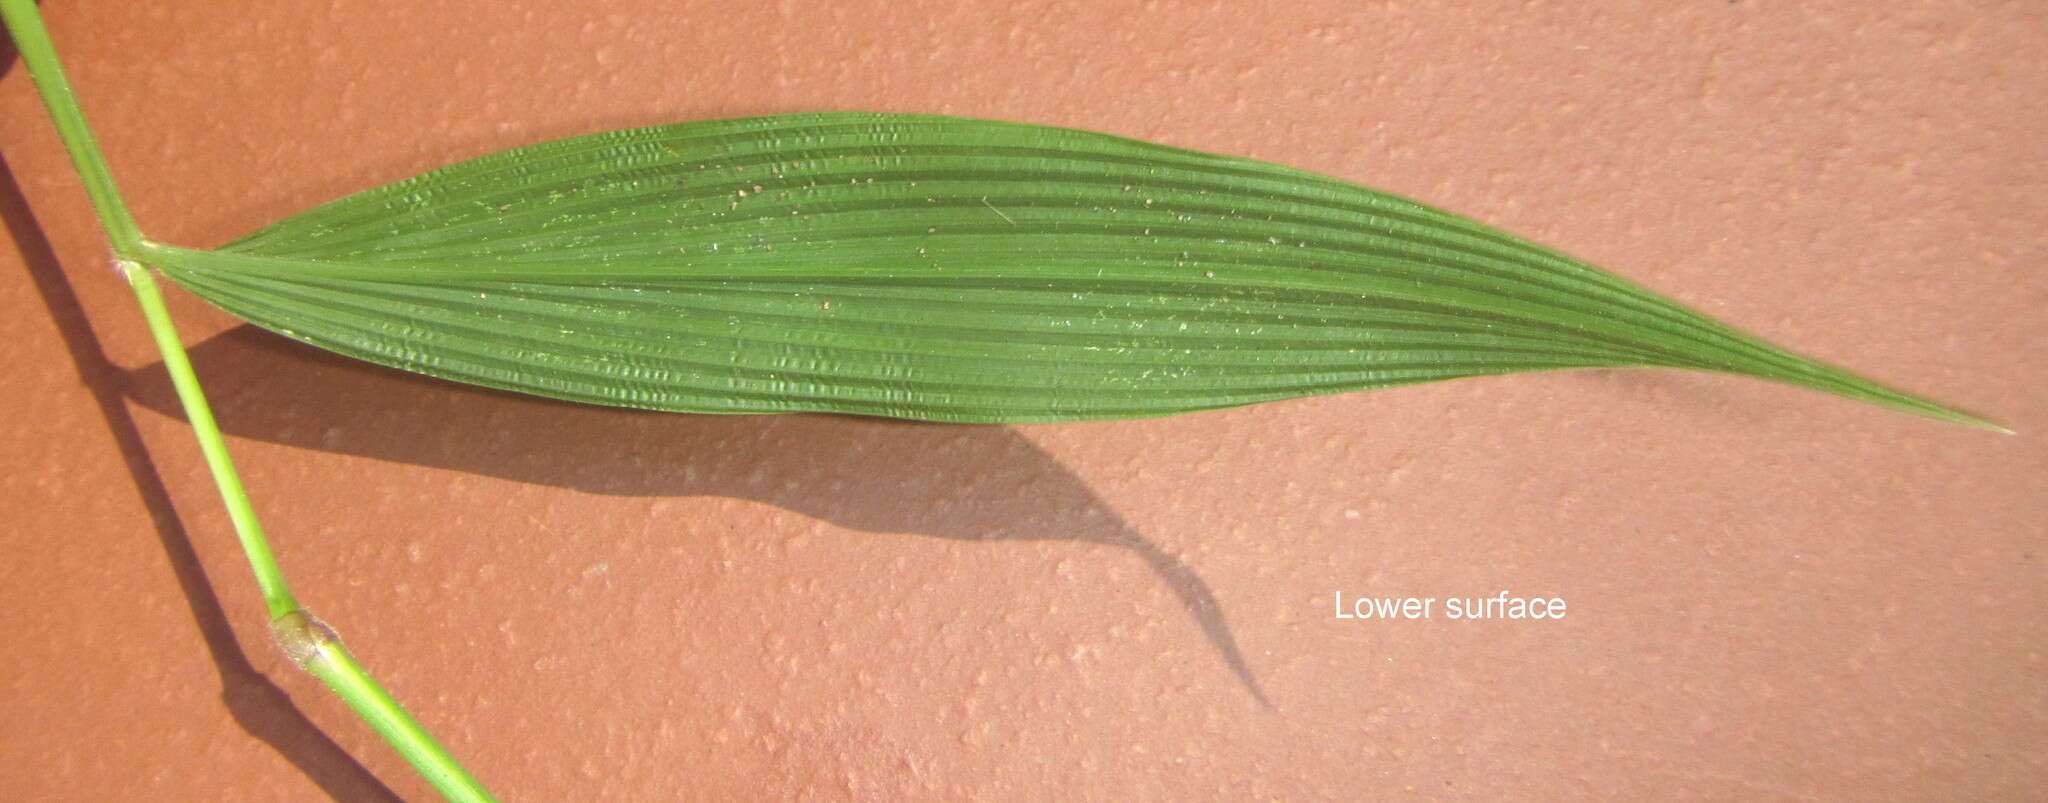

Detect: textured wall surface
[1, 1, 2041, 799]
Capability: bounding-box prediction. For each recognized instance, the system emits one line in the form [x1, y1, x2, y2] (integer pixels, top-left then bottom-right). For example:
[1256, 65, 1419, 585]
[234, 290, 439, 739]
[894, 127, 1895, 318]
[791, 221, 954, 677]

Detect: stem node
[271, 609, 342, 671]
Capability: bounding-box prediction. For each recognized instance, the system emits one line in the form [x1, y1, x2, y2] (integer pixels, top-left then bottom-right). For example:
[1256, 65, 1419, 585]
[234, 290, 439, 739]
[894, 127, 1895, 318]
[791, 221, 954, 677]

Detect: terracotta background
[2, 1, 2041, 800]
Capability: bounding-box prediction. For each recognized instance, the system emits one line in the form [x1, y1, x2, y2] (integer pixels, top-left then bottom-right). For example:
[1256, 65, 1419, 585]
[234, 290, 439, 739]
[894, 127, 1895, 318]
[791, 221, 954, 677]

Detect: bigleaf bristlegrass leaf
[142, 112, 1994, 428]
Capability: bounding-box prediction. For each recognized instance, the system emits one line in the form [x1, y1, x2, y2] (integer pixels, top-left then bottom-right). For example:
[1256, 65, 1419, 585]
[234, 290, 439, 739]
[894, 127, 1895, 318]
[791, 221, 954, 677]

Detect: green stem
[5, 2, 496, 800]
[123, 262, 299, 616]
[0, 0, 141, 256]
[276, 610, 497, 803]
[126, 258, 495, 803]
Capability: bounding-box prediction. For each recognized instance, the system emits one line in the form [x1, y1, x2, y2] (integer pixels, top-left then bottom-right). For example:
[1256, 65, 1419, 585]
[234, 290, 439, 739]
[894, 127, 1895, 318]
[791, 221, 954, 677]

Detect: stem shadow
[0, 151, 402, 801]
[0, 6, 17, 81]
[125, 325, 1270, 706]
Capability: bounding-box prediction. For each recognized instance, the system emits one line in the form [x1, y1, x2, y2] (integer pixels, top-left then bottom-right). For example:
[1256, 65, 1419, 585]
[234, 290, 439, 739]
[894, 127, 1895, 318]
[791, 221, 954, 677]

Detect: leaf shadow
[0, 151, 400, 801]
[125, 326, 1271, 706]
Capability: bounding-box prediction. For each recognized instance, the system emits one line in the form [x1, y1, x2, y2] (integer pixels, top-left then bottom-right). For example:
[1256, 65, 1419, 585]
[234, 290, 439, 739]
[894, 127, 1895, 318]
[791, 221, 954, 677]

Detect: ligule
[150, 112, 1997, 429]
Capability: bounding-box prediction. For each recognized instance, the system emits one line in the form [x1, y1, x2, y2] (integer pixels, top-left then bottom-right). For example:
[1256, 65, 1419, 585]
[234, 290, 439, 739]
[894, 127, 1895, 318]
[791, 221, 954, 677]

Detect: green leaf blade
[152, 112, 1997, 428]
